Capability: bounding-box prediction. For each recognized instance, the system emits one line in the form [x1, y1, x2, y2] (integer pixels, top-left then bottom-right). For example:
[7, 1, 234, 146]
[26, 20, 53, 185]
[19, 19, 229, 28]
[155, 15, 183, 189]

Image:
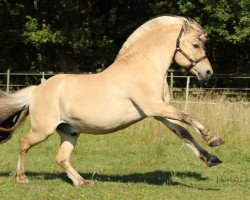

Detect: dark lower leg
[157, 118, 222, 167]
[155, 104, 224, 146]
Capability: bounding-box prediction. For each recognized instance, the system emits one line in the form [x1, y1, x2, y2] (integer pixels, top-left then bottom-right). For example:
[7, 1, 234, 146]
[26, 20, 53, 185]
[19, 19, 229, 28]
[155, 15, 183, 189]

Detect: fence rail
[0, 69, 249, 111]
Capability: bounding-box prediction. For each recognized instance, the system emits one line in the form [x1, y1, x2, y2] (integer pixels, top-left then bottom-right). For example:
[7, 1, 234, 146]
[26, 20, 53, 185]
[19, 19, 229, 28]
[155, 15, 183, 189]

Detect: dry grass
[173, 94, 249, 142]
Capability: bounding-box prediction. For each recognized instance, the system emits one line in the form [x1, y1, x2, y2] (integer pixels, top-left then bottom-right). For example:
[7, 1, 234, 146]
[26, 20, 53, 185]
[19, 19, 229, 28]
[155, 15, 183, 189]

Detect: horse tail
[0, 86, 37, 144]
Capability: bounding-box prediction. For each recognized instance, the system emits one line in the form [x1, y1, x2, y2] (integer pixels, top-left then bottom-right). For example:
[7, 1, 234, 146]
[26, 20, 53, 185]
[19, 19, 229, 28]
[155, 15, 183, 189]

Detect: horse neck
[141, 25, 181, 76]
[114, 24, 181, 78]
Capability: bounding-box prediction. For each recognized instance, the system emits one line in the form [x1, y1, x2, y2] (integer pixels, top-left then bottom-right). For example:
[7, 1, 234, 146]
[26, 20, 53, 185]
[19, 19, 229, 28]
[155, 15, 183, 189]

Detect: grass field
[0, 96, 249, 200]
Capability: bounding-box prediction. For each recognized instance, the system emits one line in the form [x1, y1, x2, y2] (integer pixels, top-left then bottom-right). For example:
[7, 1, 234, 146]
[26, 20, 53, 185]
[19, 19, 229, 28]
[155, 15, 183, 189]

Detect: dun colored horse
[0, 15, 224, 186]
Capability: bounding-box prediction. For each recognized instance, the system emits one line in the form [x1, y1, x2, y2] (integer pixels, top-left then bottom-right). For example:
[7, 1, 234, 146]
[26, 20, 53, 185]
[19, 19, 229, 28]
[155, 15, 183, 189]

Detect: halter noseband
[174, 26, 207, 71]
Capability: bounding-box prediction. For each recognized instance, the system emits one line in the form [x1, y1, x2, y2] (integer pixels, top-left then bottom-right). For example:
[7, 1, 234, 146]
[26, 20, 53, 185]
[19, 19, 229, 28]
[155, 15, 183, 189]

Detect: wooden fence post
[170, 71, 174, 96]
[6, 69, 10, 92]
[41, 72, 46, 83]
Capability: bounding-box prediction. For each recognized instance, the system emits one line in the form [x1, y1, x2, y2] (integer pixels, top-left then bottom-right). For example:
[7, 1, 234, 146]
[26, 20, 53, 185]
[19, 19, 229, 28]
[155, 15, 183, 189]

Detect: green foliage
[22, 16, 64, 45]
[0, 0, 249, 74]
[178, 0, 250, 44]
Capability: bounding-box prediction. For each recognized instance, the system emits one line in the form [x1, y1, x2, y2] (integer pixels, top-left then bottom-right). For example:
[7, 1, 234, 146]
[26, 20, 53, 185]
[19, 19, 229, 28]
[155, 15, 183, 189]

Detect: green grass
[0, 96, 249, 200]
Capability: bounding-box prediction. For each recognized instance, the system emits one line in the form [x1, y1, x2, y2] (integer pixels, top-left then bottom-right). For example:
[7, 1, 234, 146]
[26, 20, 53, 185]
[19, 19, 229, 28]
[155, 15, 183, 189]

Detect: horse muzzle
[192, 66, 213, 81]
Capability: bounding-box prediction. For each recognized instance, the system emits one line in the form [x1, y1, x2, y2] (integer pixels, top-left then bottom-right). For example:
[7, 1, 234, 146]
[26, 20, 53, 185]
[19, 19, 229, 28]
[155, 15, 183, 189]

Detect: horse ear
[199, 33, 208, 42]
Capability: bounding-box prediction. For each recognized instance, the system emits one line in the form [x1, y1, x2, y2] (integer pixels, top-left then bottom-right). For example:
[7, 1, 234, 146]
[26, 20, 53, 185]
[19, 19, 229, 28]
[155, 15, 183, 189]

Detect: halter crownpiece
[174, 26, 207, 72]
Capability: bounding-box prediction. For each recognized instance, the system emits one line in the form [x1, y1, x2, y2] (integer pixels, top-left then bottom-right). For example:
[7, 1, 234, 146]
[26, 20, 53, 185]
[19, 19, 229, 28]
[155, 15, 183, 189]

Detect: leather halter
[174, 26, 207, 71]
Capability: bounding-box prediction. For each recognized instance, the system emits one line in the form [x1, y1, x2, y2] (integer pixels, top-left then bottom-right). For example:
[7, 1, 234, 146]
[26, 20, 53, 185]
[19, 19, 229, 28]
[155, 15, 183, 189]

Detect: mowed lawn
[0, 97, 249, 200]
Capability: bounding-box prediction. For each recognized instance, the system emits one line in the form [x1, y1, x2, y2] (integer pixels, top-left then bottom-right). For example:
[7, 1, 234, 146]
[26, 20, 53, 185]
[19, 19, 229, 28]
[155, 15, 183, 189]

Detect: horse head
[173, 20, 213, 81]
[116, 15, 213, 81]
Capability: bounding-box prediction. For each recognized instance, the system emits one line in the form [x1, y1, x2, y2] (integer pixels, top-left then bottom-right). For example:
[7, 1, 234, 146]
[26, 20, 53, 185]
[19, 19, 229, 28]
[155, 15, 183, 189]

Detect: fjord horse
[0, 15, 224, 186]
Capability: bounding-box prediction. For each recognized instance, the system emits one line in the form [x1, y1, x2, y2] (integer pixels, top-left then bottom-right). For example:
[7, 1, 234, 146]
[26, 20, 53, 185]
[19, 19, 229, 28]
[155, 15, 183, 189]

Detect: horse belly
[62, 100, 144, 134]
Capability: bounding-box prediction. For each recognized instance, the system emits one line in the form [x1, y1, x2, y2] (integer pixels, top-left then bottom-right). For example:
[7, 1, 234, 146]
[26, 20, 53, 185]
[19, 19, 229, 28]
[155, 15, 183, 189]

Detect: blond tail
[0, 86, 37, 144]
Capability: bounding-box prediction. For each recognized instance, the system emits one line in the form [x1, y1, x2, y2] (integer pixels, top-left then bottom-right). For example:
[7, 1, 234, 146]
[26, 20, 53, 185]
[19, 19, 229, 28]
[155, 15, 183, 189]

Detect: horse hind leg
[156, 118, 222, 167]
[56, 123, 93, 186]
[14, 128, 55, 183]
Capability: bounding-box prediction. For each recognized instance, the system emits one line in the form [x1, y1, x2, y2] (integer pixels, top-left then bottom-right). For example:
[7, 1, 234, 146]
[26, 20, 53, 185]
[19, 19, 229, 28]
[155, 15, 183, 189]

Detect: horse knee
[56, 156, 66, 167]
[56, 155, 71, 170]
[56, 146, 71, 169]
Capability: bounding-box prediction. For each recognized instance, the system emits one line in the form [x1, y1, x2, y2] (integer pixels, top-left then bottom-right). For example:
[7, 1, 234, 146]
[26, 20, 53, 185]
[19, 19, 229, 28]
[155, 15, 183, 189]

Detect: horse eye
[193, 44, 200, 49]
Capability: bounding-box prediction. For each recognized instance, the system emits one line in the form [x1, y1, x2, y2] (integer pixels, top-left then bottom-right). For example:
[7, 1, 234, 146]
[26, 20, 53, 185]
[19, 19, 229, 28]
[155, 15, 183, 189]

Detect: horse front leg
[148, 102, 224, 147]
[56, 125, 94, 186]
[155, 118, 222, 167]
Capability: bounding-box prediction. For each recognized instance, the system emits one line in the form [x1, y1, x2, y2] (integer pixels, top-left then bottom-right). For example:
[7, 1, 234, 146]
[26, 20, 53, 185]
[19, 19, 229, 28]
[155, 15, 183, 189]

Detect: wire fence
[0, 69, 249, 113]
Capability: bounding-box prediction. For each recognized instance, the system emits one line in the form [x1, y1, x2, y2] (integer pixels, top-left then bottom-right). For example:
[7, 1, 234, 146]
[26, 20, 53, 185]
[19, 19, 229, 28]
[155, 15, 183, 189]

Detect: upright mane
[116, 15, 206, 60]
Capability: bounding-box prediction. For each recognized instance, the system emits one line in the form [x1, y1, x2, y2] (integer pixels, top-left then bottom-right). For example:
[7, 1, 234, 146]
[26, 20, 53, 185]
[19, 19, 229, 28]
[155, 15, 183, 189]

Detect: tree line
[0, 0, 249, 75]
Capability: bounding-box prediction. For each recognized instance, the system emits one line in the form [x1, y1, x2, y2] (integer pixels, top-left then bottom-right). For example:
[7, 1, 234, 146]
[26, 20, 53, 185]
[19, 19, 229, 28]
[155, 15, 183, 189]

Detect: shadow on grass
[0, 170, 218, 190]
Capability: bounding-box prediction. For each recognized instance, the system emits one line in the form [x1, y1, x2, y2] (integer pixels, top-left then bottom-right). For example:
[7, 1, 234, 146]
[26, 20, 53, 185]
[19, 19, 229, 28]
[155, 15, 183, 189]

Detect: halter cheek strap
[174, 26, 207, 72]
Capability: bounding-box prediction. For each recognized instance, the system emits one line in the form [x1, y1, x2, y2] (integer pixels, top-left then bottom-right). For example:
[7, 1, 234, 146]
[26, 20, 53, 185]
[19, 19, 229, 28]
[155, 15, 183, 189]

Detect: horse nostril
[206, 69, 213, 77]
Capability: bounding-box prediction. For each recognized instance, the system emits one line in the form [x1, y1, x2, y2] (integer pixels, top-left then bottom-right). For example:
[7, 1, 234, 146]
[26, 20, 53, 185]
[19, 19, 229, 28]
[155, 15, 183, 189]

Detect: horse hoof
[78, 179, 95, 186]
[208, 138, 225, 147]
[206, 155, 223, 167]
[13, 174, 29, 184]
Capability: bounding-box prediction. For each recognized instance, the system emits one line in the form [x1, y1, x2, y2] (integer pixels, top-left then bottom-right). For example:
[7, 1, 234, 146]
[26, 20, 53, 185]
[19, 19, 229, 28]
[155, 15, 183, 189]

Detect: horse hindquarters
[14, 81, 63, 183]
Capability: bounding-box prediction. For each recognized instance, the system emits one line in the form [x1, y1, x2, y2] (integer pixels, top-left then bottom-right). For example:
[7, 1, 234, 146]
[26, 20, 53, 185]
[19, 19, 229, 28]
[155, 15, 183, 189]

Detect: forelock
[186, 18, 207, 42]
